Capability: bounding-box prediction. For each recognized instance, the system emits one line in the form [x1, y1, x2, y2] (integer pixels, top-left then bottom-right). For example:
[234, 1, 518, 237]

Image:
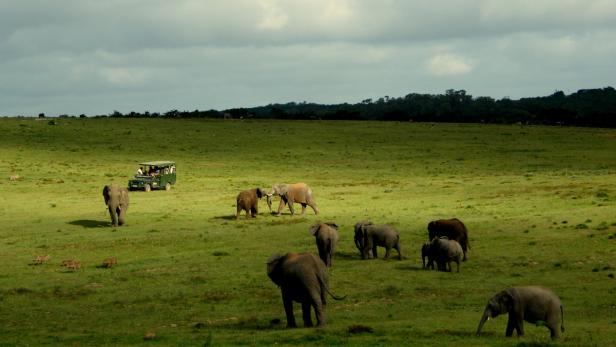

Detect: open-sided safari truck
[128, 161, 176, 191]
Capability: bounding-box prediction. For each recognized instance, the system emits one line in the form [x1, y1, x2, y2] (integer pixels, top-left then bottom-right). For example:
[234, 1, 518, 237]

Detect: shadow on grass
[68, 219, 110, 228]
[335, 251, 361, 260]
[209, 215, 238, 221]
[195, 316, 284, 331]
[433, 329, 477, 337]
[394, 263, 426, 271]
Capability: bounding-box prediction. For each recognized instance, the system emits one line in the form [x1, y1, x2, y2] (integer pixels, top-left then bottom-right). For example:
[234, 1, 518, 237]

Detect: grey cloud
[1, 0, 615, 115]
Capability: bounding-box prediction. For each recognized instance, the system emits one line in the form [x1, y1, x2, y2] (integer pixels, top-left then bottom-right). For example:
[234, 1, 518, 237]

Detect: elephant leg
[252, 205, 258, 217]
[372, 245, 378, 259]
[505, 316, 515, 337]
[395, 243, 402, 260]
[515, 320, 524, 336]
[236, 205, 241, 220]
[287, 200, 295, 215]
[308, 201, 319, 215]
[384, 247, 391, 260]
[302, 302, 313, 327]
[300, 203, 307, 215]
[277, 199, 286, 216]
[282, 291, 297, 328]
[108, 206, 118, 227]
[118, 207, 126, 226]
[547, 315, 560, 339]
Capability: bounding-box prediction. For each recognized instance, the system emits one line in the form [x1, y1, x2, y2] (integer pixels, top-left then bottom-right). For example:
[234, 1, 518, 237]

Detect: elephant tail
[318, 277, 346, 301]
[560, 304, 565, 333]
[325, 286, 347, 301]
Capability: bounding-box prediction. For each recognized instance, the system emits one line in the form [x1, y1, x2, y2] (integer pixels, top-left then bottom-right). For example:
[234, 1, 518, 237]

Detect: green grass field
[1, 118, 615, 346]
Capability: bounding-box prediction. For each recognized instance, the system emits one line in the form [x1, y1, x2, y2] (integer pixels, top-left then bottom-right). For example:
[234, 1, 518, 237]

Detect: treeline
[99, 87, 616, 127]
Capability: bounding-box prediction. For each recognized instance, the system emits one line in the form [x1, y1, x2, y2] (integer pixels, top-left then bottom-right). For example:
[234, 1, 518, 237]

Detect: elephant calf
[103, 184, 129, 227]
[236, 188, 264, 219]
[309, 222, 339, 267]
[477, 286, 564, 340]
[354, 221, 402, 260]
[421, 242, 435, 270]
[267, 252, 345, 328]
[430, 236, 463, 272]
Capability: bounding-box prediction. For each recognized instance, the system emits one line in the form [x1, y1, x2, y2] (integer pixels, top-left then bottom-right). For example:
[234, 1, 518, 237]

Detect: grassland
[0, 118, 615, 346]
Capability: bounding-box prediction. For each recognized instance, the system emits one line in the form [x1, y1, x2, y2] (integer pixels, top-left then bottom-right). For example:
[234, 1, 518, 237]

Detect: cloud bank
[1, 0, 615, 115]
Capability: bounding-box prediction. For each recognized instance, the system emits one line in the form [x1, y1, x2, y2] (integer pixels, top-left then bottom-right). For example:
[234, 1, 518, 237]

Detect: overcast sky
[1, 0, 615, 116]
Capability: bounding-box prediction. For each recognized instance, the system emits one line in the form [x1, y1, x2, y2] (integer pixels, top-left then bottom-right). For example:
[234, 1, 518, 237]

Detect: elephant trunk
[354, 237, 363, 258]
[266, 194, 273, 211]
[476, 310, 490, 336]
[108, 205, 118, 227]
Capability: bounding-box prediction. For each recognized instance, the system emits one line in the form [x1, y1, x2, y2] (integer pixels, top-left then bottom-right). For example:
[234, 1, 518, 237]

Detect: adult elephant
[267, 252, 345, 328]
[427, 218, 470, 261]
[102, 184, 129, 227]
[476, 286, 564, 340]
[266, 183, 318, 216]
[354, 221, 402, 260]
[309, 222, 339, 267]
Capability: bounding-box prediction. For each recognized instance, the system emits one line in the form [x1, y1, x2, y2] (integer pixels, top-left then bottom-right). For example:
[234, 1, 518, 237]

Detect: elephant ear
[266, 254, 285, 287]
[256, 188, 263, 199]
[103, 185, 111, 205]
[309, 223, 321, 236]
[498, 290, 515, 312]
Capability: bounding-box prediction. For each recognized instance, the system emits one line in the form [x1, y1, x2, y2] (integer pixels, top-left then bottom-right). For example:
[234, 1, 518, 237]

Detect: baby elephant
[354, 221, 402, 260]
[421, 242, 434, 269]
[430, 236, 463, 272]
[476, 286, 564, 340]
[309, 222, 339, 267]
[267, 252, 346, 328]
[236, 188, 264, 219]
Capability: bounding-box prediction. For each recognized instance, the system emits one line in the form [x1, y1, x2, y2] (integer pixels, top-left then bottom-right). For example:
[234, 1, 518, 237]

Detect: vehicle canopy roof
[139, 161, 175, 167]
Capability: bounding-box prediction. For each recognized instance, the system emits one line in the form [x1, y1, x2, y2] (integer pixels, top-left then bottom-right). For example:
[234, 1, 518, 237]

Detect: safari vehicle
[128, 161, 176, 192]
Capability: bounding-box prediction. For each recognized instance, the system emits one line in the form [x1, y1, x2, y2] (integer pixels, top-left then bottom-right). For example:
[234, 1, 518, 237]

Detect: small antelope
[101, 257, 117, 268]
[32, 255, 50, 265]
[61, 259, 81, 271]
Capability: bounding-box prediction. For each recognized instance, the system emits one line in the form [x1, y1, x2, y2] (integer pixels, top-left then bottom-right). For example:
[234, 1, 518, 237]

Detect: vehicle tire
[144, 184, 151, 192]
[165, 183, 171, 191]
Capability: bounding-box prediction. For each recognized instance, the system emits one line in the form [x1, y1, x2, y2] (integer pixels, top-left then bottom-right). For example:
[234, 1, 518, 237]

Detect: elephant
[476, 286, 564, 340]
[103, 184, 129, 227]
[236, 188, 264, 219]
[428, 218, 470, 261]
[421, 242, 435, 270]
[309, 222, 339, 267]
[430, 236, 463, 272]
[266, 183, 318, 216]
[267, 252, 345, 328]
[354, 221, 402, 260]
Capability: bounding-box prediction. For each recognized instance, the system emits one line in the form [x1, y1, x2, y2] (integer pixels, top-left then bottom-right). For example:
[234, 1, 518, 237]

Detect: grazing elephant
[476, 286, 564, 340]
[421, 242, 435, 270]
[354, 221, 402, 260]
[266, 183, 318, 216]
[103, 184, 129, 227]
[428, 218, 470, 261]
[309, 222, 339, 267]
[430, 236, 463, 272]
[267, 252, 346, 328]
[236, 188, 264, 219]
